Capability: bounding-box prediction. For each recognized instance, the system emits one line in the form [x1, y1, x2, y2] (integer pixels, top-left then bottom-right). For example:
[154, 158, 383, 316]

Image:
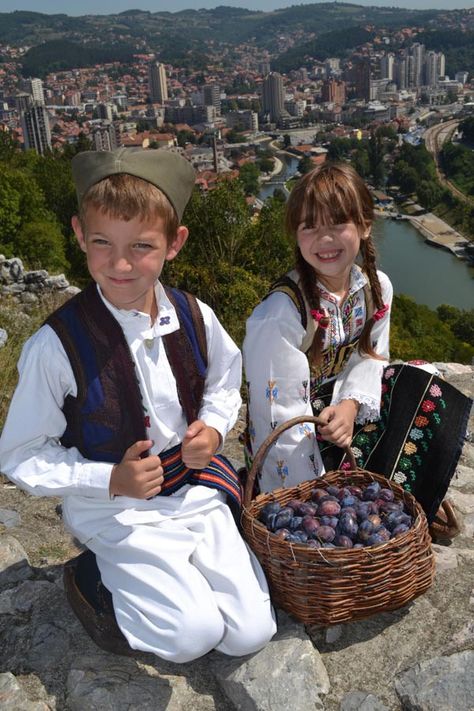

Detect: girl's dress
[243, 266, 472, 523]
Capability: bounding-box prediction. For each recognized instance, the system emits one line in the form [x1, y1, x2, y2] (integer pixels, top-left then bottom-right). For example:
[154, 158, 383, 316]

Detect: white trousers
[63, 486, 276, 662]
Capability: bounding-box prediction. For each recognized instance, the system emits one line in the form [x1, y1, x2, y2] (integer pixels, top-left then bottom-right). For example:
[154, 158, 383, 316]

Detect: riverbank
[374, 208, 472, 262]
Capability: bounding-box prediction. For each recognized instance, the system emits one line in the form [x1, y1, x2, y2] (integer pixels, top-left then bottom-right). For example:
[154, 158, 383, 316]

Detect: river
[259, 153, 474, 311]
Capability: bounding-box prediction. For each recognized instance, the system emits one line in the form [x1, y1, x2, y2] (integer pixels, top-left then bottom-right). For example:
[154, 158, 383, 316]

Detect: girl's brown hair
[79, 173, 179, 243]
[286, 162, 385, 366]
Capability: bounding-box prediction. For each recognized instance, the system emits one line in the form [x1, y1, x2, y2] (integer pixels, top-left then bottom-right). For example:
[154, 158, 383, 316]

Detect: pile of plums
[259, 480, 414, 549]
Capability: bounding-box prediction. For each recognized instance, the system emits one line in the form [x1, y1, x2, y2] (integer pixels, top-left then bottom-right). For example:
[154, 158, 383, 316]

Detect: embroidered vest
[265, 268, 374, 389]
[45, 283, 207, 464]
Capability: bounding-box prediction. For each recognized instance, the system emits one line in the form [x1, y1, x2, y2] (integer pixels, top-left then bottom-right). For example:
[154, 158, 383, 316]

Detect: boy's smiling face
[72, 205, 188, 316]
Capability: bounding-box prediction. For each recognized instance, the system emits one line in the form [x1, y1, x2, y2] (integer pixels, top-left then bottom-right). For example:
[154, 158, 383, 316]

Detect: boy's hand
[110, 440, 164, 499]
[181, 420, 221, 469]
[317, 400, 359, 449]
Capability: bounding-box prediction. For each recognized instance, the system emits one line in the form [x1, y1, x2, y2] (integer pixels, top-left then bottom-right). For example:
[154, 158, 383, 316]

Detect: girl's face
[296, 220, 369, 295]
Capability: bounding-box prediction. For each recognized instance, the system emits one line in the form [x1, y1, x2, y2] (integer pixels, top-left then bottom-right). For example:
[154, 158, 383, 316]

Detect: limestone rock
[0, 535, 32, 589]
[0, 672, 50, 711]
[395, 650, 474, 711]
[212, 612, 329, 710]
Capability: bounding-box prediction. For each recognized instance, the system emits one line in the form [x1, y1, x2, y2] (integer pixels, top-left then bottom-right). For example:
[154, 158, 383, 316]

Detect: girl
[243, 163, 471, 531]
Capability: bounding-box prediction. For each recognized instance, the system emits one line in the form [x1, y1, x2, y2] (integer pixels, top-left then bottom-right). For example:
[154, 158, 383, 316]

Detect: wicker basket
[241, 415, 435, 626]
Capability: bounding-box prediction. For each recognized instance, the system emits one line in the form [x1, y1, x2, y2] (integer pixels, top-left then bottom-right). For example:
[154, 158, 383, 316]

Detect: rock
[432, 543, 458, 572]
[0, 672, 50, 710]
[45, 274, 69, 290]
[0, 509, 20, 528]
[23, 270, 48, 285]
[340, 691, 389, 710]
[0, 328, 7, 348]
[0, 535, 32, 589]
[451, 465, 474, 493]
[211, 612, 329, 710]
[395, 650, 474, 711]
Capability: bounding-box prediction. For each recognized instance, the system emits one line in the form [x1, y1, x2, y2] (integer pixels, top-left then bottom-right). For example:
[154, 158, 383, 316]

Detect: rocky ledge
[0, 364, 472, 711]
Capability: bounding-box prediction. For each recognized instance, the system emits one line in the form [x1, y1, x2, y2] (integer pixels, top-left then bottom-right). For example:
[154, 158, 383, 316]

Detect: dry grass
[0, 293, 68, 429]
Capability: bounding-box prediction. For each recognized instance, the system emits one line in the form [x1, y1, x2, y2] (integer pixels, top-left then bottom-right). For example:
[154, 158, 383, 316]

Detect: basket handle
[243, 415, 357, 508]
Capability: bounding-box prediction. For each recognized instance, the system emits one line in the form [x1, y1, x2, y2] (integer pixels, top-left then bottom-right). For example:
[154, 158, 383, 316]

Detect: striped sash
[159, 444, 242, 509]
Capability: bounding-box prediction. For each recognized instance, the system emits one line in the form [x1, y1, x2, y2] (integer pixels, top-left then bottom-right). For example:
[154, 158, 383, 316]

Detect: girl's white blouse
[243, 266, 393, 493]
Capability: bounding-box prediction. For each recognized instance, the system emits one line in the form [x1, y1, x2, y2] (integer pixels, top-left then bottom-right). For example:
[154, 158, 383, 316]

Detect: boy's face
[72, 205, 188, 316]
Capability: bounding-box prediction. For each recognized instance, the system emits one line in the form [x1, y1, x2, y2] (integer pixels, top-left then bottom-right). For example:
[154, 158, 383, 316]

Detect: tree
[15, 220, 69, 273]
[417, 180, 442, 210]
[239, 163, 260, 196]
[298, 155, 313, 175]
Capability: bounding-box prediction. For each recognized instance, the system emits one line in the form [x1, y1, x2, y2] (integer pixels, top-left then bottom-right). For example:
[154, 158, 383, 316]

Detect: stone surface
[340, 691, 389, 711]
[0, 508, 20, 528]
[0, 365, 472, 710]
[212, 612, 329, 710]
[394, 651, 474, 711]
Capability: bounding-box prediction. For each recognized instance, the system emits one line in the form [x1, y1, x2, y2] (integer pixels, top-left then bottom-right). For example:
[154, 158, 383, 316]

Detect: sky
[1, 0, 472, 14]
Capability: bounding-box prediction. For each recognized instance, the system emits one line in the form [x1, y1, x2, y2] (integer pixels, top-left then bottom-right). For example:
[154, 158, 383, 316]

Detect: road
[423, 119, 474, 207]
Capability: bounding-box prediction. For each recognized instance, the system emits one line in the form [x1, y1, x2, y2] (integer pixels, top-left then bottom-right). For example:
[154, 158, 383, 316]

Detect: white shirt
[243, 266, 393, 493]
[0, 282, 242, 503]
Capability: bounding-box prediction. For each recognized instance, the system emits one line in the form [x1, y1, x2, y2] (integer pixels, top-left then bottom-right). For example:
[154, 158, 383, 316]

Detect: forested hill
[0, 4, 448, 51]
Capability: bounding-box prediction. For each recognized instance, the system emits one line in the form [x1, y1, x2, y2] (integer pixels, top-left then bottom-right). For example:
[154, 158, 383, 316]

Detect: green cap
[71, 147, 196, 221]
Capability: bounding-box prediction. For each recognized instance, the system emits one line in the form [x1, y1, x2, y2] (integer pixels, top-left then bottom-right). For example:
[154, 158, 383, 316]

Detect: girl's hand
[182, 420, 221, 469]
[317, 400, 359, 448]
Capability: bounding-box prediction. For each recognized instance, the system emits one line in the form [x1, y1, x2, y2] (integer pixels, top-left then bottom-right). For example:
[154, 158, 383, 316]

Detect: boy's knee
[161, 609, 225, 663]
[218, 608, 277, 657]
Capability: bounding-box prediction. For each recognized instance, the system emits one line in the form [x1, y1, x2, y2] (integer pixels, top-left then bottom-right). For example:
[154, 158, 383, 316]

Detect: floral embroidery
[352, 446, 363, 458]
[429, 384, 442, 398]
[159, 316, 170, 326]
[266, 380, 278, 402]
[415, 415, 429, 428]
[276, 460, 289, 482]
[341, 461, 352, 470]
[421, 399, 435, 413]
[384, 367, 395, 379]
[144, 415, 151, 428]
[398, 457, 411, 471]
[393, 471, 407, 484]
[404, 442, 417, 455]
[362, 423, 377, 432]
[249, 422, 256, 441]
[298, 424, 313, 438]
[381, 383, 389, 394]
[299, 380, 309, 403]
[409, 427, 423, 440]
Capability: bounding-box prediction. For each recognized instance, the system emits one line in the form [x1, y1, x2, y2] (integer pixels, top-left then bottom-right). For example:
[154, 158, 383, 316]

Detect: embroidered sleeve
[243, 293, 324, 493]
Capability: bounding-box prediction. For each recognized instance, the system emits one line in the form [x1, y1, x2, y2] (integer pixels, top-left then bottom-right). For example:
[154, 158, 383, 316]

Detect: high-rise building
[203, 83, 221, 115]
[20, 102, 51, 155]
[325, 58, 341, 78]
[92, 122, 119, 151]
[262, 72, 285, 122]
[321, 79, 346, 105]
[394, 56, 408, 90]
[96, 103, 114, 121]
[353, 58, 371, 102]
[15, 92, 33, 113]
[380, 53, 394, 81]
[411, 43, 425, 87]
[424, 51, 440, 87]
[21, 77, 45, 105]
[148, 61, 168, 103]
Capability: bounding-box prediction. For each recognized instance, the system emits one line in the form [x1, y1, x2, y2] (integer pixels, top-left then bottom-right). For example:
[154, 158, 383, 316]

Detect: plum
[273, 509, 294, 530]
[326, 485, 341, 497]
[307, 539, 322, 548]
[366, 532, 387, 546]
[340, 495, 358, 508]
[338, 512, 358, 540]
[348, 485, 363, 498]
[316, 525, 336, 543]
[334, 534, 354, 548]
[391, 523, 410, 537]
[362, 482, 381, 501]
[367, 514, 382, 529]
[259, 501, 281, 524]
[357, 519, 375, 542]
[337, 487, 352, 501]
[275, 528, 290, 539]
[378, 488, 395, 502]
[287, 498, 304, 511]
[317, 500, 341, 517]
[288, 515, 304, 532]
[310, 488, 329, 503]
[298, 502, 318, 517]
[355, 501, 371, 521]
[320, 515, 339, 529]
[302, 515, 320, 537]
[379, 501, 402, 515]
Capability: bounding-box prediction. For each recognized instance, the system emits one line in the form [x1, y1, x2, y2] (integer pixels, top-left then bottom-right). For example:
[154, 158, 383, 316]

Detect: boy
[0, 147, 276, 662]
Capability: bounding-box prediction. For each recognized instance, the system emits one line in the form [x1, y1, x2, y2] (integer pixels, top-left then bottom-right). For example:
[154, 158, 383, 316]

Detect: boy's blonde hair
[79, 173, 179, 243]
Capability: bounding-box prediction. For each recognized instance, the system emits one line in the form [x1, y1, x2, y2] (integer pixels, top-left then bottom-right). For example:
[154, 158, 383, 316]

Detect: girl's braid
[358, 234, 386, 359]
